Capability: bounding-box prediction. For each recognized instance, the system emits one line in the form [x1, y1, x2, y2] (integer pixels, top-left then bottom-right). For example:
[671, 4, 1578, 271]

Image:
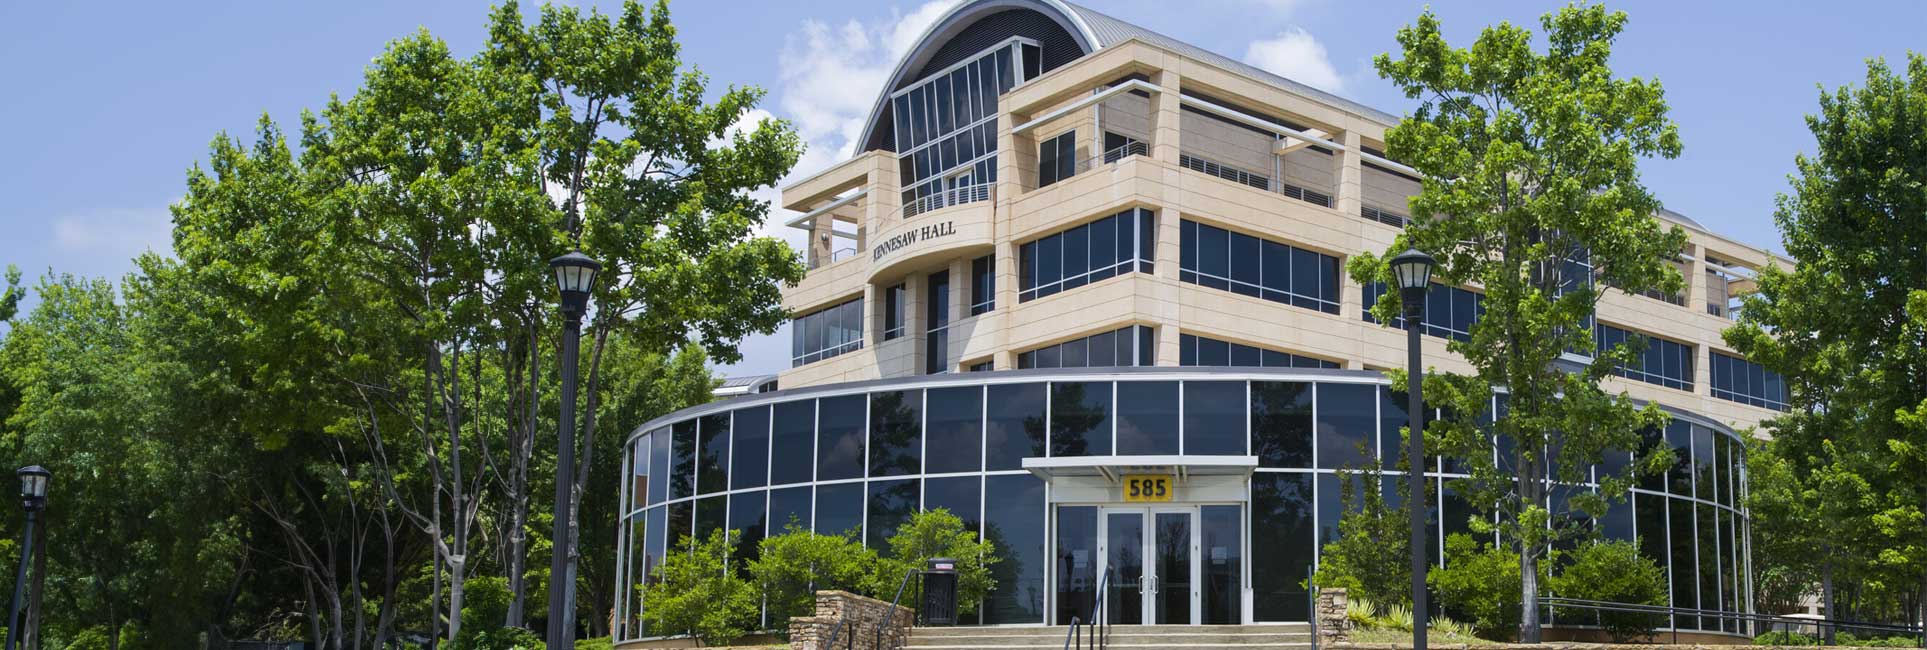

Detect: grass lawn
[1351, 627, 1501, 645]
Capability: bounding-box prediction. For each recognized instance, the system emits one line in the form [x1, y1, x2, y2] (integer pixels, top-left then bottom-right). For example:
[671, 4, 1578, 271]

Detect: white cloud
[1242, 26, 1346, 94]
[722, 1, 960, 377]
[51, 204, 174, 262]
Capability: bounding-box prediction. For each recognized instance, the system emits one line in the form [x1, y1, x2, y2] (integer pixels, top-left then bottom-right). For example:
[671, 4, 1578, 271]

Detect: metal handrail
[1072, 141, 1148, 175]
[1062, 569, 1113, 650]
[823, 616, 855, 650]
[874, 568, 921, 650]
[899, 183, 993, 219]
[1539, 596, 1927, 647]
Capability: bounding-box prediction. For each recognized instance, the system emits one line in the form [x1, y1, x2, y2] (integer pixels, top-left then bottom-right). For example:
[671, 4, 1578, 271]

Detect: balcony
[1177, 151, 1332, 208]
[900, 182, 993, 219]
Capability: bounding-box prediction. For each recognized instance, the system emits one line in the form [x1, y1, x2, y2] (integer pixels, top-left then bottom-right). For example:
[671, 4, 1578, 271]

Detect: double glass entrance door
[1054, 505, 1242, 626]
[1105, 507, 1196, 625]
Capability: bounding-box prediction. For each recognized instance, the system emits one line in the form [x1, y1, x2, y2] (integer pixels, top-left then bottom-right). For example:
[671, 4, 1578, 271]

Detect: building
[612, 0, 1787, 642]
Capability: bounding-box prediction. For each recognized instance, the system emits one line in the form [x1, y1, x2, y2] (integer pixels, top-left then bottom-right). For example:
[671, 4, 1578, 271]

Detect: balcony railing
[809, 246, 858, 270]
[1177, 152, 1332, 208]
[1073, 140, 1148, 175]
[900, 182, 992, 219]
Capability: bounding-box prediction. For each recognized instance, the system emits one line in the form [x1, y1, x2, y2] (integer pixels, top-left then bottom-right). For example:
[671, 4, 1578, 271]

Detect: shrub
[1428, 533, 1541, 641]
[1754, 630, 1819, 646]
[1547, 540, 1668, 642]
[643, 528, 760, 646]
[1836, 632, 1922, 648]
[450, 626, 542, 650]
[749, 522, 879, 633]
[871, 508, 1000, 615]
[573, 636, 614, 650]
[1310, 466, 1412, 608]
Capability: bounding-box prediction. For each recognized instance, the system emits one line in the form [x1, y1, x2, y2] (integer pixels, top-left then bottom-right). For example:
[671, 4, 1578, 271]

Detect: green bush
[750, 522, 879, 636]
[1427, 533, 1541, 641]
[1837, 632, 1923, 648]
[450, 626, 542, 650]
[871, 508, 1000, 615]
[573, 636, 613, 650]
[644, 528, 760, 646]
[1754, 630, 1819, 646]
[1547, 540, 1668, 642]
[1309, 468, 1412, 608]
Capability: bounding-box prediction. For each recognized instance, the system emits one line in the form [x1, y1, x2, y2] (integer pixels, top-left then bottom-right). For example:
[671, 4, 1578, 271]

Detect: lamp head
[17, 465, 49, 511]
[550, 251, 601, 317]
[1389, 248, 1436, 323]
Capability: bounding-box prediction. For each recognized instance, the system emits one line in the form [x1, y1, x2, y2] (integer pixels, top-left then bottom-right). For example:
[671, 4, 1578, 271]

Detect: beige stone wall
[1317, 587, 1354, 645]
[774, 36, 1791, 434]
[788, 590, 915, 650]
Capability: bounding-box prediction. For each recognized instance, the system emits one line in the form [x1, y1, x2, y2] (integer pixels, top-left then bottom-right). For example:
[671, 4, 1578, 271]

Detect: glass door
[1103, 511, 1145, 624]
[1152, 510, 1194, 624]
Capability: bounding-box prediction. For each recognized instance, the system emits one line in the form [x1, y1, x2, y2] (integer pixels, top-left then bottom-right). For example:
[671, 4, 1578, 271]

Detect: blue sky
[1, 0, 1920, 374]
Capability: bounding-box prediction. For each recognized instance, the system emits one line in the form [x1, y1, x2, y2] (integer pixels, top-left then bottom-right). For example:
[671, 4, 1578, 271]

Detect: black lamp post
[5, 466, 49, 650]
[1390, 249, 1435, 650]
[546, 252, 600, 650]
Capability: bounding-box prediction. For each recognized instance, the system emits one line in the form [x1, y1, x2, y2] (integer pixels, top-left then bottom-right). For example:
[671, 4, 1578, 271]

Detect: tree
[643, 529, 758, 646]
[1310, 461, 1411, 608]
[477, 2, 804, 634]
[749, 523, 879, 633]
[872, 509, 999, 616]
[1356, 5, 1686, 641]
[1547, 541, 1667, 642]
[1427, 534, 1536, 641]
[1725, 52, 1927, 628]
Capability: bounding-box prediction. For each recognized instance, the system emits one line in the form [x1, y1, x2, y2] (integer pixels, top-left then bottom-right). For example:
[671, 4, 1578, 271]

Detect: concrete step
[906, 624, 1315, 650]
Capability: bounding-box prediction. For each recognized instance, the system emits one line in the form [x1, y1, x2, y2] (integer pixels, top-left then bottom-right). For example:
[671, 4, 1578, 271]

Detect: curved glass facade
[611, 369, 1750, 639]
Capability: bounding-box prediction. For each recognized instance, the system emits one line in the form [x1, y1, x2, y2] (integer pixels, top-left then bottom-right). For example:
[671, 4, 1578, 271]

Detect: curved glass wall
[611, 369, 1750, 639]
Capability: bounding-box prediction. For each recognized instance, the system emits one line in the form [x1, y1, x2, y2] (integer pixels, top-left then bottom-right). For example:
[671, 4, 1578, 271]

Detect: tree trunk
[1822, 551, 1835, 644]
[1518, 445, 1541, 644]
[305, 580, 324, 650]
[506, 320, 539, 628]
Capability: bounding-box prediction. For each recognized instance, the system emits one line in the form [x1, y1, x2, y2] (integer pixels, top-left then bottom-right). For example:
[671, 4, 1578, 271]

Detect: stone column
[1333, 130, 1364, 218]
[1316, 587, 1353, 645]
[1151, 68, 1183, 165]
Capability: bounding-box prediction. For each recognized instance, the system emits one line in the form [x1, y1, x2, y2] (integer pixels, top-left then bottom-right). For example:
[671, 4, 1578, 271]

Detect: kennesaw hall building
[612, 0, 1790, 642]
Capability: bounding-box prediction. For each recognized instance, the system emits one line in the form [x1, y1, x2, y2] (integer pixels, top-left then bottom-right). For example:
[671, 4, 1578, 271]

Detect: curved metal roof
[853, 0, 1399, 154]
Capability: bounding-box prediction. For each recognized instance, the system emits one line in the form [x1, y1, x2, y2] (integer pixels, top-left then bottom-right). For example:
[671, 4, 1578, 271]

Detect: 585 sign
[1123, 474, 1173, 502]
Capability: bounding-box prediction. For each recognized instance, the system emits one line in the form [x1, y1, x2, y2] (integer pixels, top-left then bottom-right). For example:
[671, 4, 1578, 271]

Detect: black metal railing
[900, 183, 992, 219]
[1540, 597, 1927, 647]
[1062, 570, 1113, 650]
[874, 568, 922, 650]
[823, 616, 856, 650]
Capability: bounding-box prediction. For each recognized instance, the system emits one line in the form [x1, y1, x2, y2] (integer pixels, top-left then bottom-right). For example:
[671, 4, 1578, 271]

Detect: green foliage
[1753, 630, 1819, 646]
[450, 626, 543, 650]
[1309, 466, 1412, 607]
[750, 523, 880, 632]
[872, 508, 999, 615]
[1428, 534, 1540, 641]
[573, 636, 614, 650]
[1547, 541, 1667, 642]
[450, 576, 526, 650]
[644, 528, 759, 646]
[1726, 52, 1927, 626]
[1835, 632, 1925, 648]
[1358, 4, 1687, 637]
[0, 265, 20, 322]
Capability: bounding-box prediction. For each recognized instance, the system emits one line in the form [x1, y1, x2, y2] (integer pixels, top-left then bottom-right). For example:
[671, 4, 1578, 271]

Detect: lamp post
[5, 466, 49, 650]
[1390, 249, 1435, 650]
[546, 252, 600, 650]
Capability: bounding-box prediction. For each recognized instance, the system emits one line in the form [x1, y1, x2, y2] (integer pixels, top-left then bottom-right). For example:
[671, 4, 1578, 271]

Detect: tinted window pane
[867, 479, 921, 554]
[869, 390, 923, 477]
[769, 486, 813, 536]
[1051, 381, 1114, 456]
[670, 420, 697, 500]
[1114, 381, 1178, 455]
[816, 482, 865, 540]
[728, 491, 767, 566]
[1252, 382, 1313, 468]
[926, 386, 984, 474]
[1378, 387, 1410, 471]
[1317, 383, 1376, 470]
[771, 400, 815, 486]
[984, 474, 1046, 623]
[986, 383, 1047, 470]
[1055, 505, 1098, 624]
[698, 413, 730, 495]
[925, 476, 982, 532]
[1184, 381, 1245, 455]
[1669, 496, 1696, 628]
[647, 427, 669, 506]
[730, 406, 770, 490]
[817, 395, 867, 481]
[695, 495, 727, 542]
[666, 500, 693, 549]
[1201, 504, 1243, 624]
[1252, 473, 1314, 621]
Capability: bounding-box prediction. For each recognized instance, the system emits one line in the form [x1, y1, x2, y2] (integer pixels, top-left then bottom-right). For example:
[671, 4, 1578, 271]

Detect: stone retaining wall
[1318, 587, 1354, 644]
[789, 590, 916, 650]
[1336, 645, 1906, 650]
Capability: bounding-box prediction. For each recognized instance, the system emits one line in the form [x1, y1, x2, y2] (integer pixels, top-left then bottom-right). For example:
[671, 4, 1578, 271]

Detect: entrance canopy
[1021, 454, 1258, 482]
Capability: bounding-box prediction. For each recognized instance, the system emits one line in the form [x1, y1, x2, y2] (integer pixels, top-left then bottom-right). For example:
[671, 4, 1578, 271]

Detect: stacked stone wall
[788, 590, 916, 650]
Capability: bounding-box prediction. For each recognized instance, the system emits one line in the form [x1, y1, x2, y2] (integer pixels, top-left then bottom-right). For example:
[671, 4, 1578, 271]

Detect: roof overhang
[1021, 454, 1259, 483]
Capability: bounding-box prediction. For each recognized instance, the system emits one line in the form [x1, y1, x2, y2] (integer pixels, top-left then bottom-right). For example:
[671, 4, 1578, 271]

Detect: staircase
[907, 623, 1314, 650]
